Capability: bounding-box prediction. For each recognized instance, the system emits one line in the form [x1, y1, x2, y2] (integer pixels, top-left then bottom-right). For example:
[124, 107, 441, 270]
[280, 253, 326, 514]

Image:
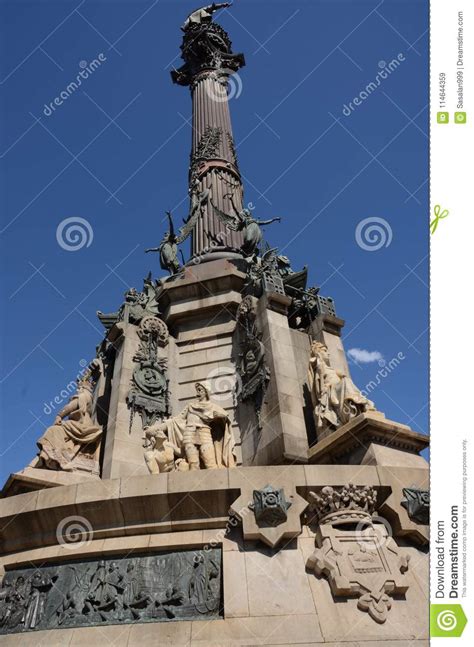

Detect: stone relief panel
[306, 484, 410, 624]
[0, 549, 222, 635]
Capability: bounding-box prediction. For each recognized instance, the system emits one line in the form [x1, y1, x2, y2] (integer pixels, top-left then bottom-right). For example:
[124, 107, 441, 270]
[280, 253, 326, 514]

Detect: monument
[0, 5, 429, 645]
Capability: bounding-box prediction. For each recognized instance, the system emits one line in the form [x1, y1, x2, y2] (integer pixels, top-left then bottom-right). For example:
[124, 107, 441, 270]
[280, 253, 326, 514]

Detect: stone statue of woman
[36, 376, 103, 472]
[308, 341, 375, 435]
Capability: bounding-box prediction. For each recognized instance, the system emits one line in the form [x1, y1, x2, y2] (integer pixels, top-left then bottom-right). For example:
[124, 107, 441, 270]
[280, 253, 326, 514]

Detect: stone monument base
[0, 466, 428, 645]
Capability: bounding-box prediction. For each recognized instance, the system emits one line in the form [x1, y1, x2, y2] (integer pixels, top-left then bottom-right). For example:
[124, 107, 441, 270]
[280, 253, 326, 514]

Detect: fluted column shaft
[189, 73, 244, 256]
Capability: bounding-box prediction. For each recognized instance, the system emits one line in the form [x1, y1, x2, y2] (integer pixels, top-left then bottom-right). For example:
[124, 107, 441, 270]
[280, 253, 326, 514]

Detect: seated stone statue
[36, 376, 103, 472]
[308, 341, 375, 435]
[143, 427, 182, 474]
[144, 381, 236, 471]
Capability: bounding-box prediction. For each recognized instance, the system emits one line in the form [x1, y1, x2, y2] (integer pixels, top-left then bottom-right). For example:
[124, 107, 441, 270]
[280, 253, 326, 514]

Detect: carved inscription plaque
[0, 549, 222, 634]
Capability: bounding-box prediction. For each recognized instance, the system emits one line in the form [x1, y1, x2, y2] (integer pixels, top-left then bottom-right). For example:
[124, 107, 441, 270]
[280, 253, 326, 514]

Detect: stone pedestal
[0, 466, 429, 645]
[308, 412, 429, 466]
[252, 292, 310, 465]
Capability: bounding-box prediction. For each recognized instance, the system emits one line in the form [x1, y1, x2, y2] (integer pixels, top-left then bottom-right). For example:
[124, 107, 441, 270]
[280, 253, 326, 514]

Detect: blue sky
[0, 0, 428, 484]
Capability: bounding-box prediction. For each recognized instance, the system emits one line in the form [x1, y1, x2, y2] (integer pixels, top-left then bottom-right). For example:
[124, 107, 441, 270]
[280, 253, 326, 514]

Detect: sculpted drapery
[37, 377, 103, 472]
[308, 341, 375, 433]
[144, 381, 236, 472]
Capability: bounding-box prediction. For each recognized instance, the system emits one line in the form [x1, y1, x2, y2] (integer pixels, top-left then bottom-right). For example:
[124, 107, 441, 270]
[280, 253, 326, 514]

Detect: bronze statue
[145, 211, 181, 275]
[212, 194, 281, 256]
[182, 3, 232, 30]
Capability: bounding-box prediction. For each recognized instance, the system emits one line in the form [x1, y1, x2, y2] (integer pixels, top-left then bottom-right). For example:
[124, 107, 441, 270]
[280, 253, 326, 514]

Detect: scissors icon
[430, 205, 449, 234]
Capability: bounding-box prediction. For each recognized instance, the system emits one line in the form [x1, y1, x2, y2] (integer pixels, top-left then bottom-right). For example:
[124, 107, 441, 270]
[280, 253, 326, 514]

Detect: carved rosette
[306, 484, 410, 624]
[127, 316, 170, 429]
[250, 485, 292, 528]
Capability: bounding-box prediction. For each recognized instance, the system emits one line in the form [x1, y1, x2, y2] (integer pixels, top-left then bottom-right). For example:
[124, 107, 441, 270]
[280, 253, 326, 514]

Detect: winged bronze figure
[211, 193, 281, 256]
[145, 211, 181, 275]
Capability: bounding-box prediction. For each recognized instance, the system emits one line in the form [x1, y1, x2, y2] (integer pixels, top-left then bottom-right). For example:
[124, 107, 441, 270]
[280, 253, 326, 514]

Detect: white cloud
[347, 348, 384, 364]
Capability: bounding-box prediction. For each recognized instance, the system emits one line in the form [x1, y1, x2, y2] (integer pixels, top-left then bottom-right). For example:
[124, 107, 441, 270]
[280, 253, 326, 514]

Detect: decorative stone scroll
[306, 484, 410, 624]
[235, 296, 270, 428]
[0, 549, 222, 635]
[127, 316, 169, 429]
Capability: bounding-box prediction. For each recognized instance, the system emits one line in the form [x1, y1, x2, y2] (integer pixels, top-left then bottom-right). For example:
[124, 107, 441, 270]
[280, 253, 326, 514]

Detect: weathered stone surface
[245, 546, 315, 617]
[190, 613, 323, 645]
[377, 466, 429, 545]
[223, 549, 250, 617]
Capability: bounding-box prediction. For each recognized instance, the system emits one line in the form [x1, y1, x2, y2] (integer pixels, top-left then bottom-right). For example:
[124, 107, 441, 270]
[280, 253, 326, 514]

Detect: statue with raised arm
[36, 375, 103, 472]
[308, 342, 376, 436]
[145, 211, 181, 275]
[212, 194, 281, 256]
[145, 381, 236, 471]
[182, 3, 232, 30]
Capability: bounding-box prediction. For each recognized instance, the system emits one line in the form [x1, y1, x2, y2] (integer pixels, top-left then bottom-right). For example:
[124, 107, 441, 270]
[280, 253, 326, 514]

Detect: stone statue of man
[145, 381, 236, 470]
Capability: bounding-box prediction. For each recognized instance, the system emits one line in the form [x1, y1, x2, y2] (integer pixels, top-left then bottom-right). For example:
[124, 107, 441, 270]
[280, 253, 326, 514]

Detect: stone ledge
[0, 464, 427, 555]
[308, 413, 429, 465]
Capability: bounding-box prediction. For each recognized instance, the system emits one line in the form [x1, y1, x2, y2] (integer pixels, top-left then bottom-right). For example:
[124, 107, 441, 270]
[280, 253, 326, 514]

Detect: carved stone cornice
[308, 412, 429, 465]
